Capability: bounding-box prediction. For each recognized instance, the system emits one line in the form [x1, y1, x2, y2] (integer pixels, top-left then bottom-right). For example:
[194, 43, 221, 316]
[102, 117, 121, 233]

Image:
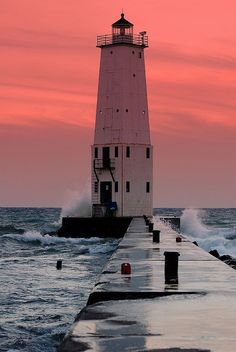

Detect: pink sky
[0, 0, 236, 207]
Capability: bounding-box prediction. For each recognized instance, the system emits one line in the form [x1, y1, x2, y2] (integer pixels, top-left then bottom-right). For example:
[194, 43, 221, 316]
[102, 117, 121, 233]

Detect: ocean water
[1, 207, 236, 352]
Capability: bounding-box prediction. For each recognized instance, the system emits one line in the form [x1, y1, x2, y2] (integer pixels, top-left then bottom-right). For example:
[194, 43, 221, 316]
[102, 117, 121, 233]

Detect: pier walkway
[58, 217, 236, 352]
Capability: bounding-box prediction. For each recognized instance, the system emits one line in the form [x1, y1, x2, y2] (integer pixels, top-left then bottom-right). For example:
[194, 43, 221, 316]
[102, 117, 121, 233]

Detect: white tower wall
[94, 45, 150, 145]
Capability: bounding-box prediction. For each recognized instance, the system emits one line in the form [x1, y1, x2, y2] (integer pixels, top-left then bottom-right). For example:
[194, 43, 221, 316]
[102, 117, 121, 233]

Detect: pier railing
[94, 158, 115, 170]
[97, 34, 148, 47]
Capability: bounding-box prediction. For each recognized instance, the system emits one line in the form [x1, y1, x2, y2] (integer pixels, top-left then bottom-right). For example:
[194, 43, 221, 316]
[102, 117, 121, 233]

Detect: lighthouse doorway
[100, 182, 112, 204]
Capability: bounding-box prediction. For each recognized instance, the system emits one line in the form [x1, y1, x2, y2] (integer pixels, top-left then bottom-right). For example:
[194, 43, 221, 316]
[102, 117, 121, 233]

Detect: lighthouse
[92, 13, 153, 217]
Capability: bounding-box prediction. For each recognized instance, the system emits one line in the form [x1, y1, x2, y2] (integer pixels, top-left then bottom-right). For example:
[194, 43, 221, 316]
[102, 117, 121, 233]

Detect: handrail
[97, 34, 148, 47]
[94, 159, 115, 170]
[93, 159, 99, 182]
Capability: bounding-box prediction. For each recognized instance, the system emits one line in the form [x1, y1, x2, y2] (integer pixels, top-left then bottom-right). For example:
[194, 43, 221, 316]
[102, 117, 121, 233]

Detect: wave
[89, 243, 118, 254]
[181, 208, 210, 237]
[0, 225, 24, 235]
[60, 190, 92, 219]
[3, 230, 101, 245]
[180, 208, 236, 257]
[2, 230, 118, 254]
[225, 230, 236, 240]
[49, 191, 92, 228]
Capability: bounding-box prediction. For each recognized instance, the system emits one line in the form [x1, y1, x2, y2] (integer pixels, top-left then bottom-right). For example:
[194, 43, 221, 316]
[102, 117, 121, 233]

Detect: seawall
[57, 217, 132, 238]
[58, 217, 236, 352]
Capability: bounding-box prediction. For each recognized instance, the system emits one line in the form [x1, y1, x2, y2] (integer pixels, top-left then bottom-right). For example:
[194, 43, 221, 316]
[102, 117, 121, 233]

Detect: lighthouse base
[57, 216, 133, 238]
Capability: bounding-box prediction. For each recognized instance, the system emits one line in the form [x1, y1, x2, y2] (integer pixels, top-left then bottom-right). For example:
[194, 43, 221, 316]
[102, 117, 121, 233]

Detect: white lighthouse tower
[92, 13, 153, 217]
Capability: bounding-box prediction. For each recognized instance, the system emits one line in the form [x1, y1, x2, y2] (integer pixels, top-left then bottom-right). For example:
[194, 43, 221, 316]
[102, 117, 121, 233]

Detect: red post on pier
[121, 262, 131, 274]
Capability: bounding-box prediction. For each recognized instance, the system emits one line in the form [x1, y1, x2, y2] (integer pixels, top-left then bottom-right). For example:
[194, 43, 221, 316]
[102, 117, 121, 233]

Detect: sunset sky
[0, 0, 236, 208]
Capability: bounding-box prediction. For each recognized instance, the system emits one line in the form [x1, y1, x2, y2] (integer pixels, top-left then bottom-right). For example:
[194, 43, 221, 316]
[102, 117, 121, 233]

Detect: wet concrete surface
[58, 217, 236, 352]
[59, 293, 236, 352]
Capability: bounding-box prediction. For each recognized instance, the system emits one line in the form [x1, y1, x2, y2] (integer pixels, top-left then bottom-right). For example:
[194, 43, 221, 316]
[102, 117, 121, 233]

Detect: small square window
[126, 146, 130, 158]
[139, 52, 142, 58]
[115, 146, 119, 158]
[94, 147, 98, 158]
[126, 181, 130, 193]
[115, 181, 118, 192]
[146, 182, 150, 193]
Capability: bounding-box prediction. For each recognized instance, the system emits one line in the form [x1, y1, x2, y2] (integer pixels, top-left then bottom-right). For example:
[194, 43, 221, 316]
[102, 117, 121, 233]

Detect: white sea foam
[154, 215, 177, 235]
[60, 190, 92, 219]
[180, 208, 236, 257]
[181, 208, 210, 237]
[3, 230, 102, 246]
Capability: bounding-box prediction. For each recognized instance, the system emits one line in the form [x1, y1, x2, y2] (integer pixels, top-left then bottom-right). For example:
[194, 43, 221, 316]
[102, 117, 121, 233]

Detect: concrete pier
[58, 217, 236, 352]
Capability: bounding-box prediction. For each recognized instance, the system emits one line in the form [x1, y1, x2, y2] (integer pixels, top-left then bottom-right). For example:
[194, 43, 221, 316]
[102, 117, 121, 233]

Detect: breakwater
[57, 216, 132, 238]
[58, 217, 236, 352]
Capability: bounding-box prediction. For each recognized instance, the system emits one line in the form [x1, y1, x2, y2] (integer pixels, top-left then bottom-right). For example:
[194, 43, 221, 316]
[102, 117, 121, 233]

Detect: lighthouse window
[94, 182, 98, 193]
[115, 146, 119, 157]
[132, 50, 135, 54]
[94, 147, 98, 158]
[115, 181, 118, 192]
[116, 109, 119, 112]
[133, 74, 136, 77]
[126, 109, 129, 112]
[126, 146, 130, 158]
[126, 181, 130, 192]
[110, 51, 113, 54]
[146, 182, 150, 193]
[139, 52, 142, 58]
[146, 147, 150, 159]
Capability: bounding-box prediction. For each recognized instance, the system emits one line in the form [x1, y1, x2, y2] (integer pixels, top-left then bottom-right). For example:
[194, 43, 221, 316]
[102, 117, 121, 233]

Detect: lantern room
[112, 13, 133, 37]
[97, 13, 148, 47]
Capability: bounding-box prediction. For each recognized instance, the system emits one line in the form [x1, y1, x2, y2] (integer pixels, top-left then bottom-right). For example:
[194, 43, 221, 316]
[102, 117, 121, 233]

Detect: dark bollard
[145, 217, 150, 225]
[148, 223, 153, 232]
[153, 230, 160, 243]
[56, 260, 62, 270]
[164, 251, 180, 284]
